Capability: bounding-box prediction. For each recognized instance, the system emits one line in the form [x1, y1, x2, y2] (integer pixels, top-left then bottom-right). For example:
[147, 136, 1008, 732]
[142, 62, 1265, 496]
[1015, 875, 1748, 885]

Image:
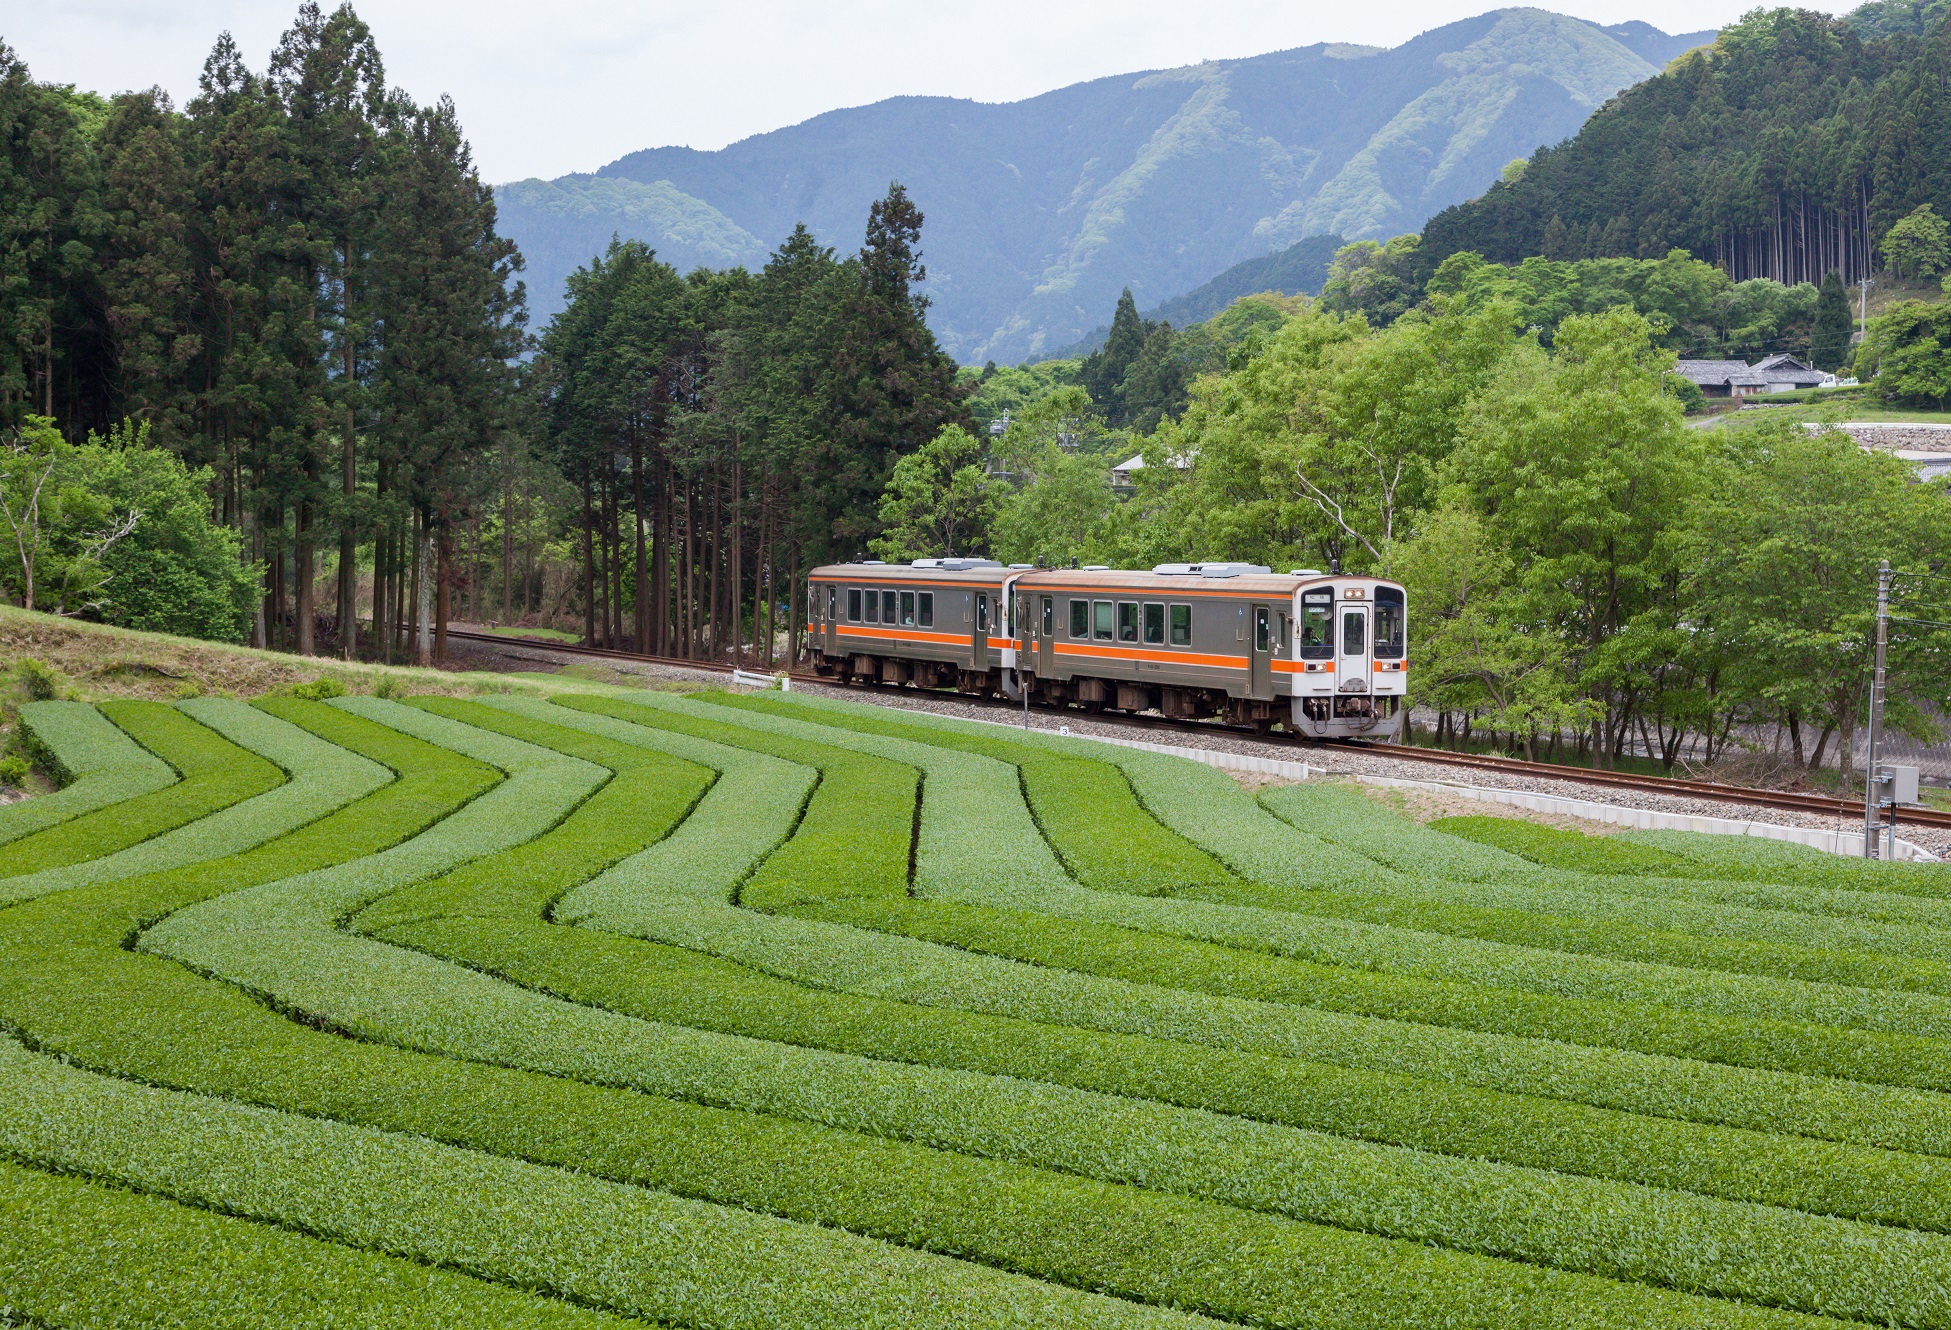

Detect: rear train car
[805, 560, 1406, 739]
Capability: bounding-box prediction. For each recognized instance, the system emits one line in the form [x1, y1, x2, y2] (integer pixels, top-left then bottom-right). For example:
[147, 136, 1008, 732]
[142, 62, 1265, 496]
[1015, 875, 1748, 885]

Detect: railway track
[446, 627, 1951, 830]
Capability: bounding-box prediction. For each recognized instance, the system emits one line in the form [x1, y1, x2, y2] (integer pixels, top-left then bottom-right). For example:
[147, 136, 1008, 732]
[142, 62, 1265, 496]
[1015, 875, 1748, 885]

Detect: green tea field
[6, 681, 1951, 1329]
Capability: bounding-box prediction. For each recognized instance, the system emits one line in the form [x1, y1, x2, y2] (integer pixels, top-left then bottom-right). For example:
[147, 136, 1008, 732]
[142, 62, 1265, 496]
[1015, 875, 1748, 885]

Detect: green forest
[3, 2, 1950, 773]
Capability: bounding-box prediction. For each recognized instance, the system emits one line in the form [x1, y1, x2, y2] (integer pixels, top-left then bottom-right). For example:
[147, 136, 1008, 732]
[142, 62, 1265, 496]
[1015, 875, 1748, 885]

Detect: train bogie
[805, 559, 1407, 740]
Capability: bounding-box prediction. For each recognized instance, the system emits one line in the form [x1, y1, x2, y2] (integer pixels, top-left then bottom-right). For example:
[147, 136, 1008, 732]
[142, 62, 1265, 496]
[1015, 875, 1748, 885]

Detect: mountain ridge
[497, 9, 1715, 362]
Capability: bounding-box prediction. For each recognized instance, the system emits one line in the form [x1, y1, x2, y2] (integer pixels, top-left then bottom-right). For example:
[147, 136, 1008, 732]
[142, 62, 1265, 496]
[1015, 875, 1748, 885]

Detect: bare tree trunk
[435, 525, 450, 665]
[338, 240, 358, 659]
[412, 513, 430, 667]
[788, 549, 802, 669]
[632, 436, 648, 653]
[729, 459, 743, 666]
[607, 469, 624, 649]
[651, 454, 670, 654]
[295, 502, 315, 656]
[581, 469, 596, 647]
[684, 481, 696, 657]
[708, 468, 722, 659]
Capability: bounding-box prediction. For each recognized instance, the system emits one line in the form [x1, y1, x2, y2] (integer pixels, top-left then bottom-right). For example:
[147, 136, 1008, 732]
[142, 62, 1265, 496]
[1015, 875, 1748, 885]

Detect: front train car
[1287, 572, 1407, 739]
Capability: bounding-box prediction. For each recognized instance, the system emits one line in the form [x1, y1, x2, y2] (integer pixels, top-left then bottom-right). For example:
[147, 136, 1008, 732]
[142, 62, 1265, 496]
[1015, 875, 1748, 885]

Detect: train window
[848, 588, 862, 622]
[900, 591, 916, 626]
[1254, 606, 1271, 652]
[1093, 601, 1114, 640]
[863, 589, 878, 623]
[977, 595, 990, 632]
[1142, 602, 1164, 644]
[919, 592, 934, 627]
[883, 590, 899, 624]
[1299, 590, 1333, 659]
[1375, 587, 1404, 659]
[1342, 610, 1367, 655]
[1070, 599, 1089, 638]
[1041, 596, 1054, 636]
[1118, 602, 1139, 642]
[1169, 604, 1191, 645]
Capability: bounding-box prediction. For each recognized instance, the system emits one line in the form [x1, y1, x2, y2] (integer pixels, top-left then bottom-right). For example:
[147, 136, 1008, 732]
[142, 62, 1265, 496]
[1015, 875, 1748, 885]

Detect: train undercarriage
[808, 650, 1401, 739]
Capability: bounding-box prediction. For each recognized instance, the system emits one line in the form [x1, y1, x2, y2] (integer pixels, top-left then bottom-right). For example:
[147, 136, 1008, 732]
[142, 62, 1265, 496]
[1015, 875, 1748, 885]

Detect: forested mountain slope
[500, 9, 1712, 362]
[1419, 7, 1951, 285]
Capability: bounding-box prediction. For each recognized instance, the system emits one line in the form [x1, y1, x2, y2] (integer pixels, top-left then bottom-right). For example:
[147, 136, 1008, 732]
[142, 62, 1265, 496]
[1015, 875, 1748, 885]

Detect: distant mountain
[499, 8, 1715, 363]
[1148, 235, 1349, 330]
[1051, 234, 1346, 362]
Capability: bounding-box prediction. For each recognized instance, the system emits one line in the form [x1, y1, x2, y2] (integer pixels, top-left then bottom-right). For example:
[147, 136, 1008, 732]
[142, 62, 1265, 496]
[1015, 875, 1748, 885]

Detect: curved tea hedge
[8, 681, 1951, 1329]
[0, 700, 177, 846]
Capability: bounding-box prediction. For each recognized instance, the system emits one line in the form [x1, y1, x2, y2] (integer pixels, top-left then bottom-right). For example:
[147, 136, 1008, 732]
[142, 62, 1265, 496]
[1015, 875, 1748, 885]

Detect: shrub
[0, 756, 25, 788]
[13, 658, 63, 702]
[289, 676, 347, 701]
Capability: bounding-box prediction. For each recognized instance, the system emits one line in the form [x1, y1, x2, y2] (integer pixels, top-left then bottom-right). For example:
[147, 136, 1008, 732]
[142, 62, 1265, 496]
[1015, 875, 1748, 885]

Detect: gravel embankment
[446, 637, 1951, 857]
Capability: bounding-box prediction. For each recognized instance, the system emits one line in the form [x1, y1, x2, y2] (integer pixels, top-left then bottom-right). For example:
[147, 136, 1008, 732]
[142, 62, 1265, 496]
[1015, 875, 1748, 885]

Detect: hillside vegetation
[1421, 7, 1951, 285]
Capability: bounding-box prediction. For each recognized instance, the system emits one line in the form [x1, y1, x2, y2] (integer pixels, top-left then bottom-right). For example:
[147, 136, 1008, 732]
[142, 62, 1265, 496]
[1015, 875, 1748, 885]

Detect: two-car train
[804, 559, 1406, 739]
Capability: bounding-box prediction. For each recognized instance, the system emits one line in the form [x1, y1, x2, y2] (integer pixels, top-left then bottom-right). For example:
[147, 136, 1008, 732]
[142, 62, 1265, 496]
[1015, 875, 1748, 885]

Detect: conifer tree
[1811, 269, 1853, 371]
[369, 93, 526, 660]
[269, 0, 384, 655]
[1080, 288, 1148, 418]
[95, 89, 199, 448]
[822, 182, 964, 554]
[0, 42, 101, 429]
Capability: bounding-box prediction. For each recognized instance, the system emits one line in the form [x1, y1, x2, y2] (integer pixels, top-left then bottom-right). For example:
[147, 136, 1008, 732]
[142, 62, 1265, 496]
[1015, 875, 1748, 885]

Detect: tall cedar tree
[0, 43, 102, 430]
[369, 91, 526, 654]
[1080, 288, 1149, 420]
[1811, 269, 1854, 370]
[821, 183, 965, 556]
[94, 90, 200, 450]
[267, 1, 384, 655]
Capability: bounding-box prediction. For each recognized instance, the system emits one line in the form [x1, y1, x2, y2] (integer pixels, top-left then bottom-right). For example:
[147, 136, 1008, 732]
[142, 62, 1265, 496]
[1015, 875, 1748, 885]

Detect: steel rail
[444, 628, 1951, 830]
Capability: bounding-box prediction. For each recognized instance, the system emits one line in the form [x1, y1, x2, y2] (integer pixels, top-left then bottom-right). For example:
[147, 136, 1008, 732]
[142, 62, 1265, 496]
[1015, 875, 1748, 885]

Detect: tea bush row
[0, 700, 177, 846]
[0, 699, 391, 908]
[0, 700, 281, 882]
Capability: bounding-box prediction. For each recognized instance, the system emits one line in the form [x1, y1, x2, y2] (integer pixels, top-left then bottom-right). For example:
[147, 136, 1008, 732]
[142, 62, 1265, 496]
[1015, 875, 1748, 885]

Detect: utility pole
[1864, 559, 1891, 858]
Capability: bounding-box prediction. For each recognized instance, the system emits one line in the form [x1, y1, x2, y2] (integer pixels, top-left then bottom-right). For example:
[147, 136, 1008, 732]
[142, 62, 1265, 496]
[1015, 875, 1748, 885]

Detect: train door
[970, 592, 989, 670]
[1338, 598, 1370, 693]
[1249, 604, 1273, 698]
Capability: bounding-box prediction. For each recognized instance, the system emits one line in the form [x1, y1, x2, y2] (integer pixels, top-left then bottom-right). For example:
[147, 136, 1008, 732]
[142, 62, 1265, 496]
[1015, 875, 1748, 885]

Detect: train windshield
[1375, 587, 1405, 659]
[1298, 590, 1333, 659]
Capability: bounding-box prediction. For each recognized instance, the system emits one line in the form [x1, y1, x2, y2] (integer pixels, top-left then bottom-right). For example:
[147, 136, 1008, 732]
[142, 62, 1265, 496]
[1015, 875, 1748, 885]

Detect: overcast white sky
[16, 2, 1850, 183]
